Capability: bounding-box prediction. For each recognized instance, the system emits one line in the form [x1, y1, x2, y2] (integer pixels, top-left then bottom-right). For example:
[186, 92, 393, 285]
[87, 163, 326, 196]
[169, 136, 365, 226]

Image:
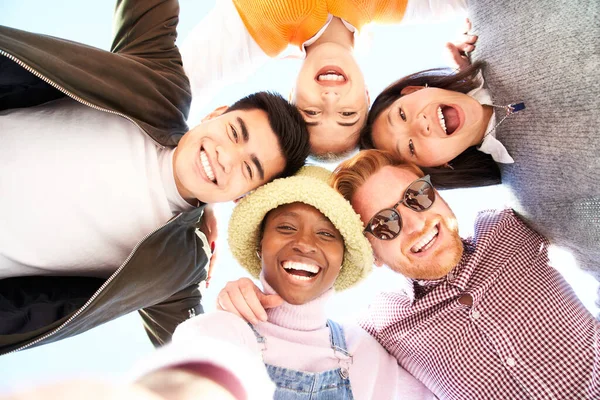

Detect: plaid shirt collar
[408, 239, 477, 305]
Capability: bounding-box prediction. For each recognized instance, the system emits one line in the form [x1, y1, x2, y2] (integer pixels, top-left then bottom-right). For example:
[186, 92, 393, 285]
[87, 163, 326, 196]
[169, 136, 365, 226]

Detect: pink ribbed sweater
[174, 277, 433, 400]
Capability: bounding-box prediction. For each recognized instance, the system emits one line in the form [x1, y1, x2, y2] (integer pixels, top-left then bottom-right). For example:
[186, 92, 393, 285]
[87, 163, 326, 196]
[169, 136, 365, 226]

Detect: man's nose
[321, 91, 339, 106]
[399, 206, 427, 236]
[215, 143, 237, 174]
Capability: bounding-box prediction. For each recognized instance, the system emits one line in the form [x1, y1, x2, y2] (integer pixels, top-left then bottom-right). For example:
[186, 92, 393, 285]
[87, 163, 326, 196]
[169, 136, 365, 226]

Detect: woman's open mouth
[314, 65, 347, 87]
[437, 105, 460, 135]
[282, 261, 321, 282]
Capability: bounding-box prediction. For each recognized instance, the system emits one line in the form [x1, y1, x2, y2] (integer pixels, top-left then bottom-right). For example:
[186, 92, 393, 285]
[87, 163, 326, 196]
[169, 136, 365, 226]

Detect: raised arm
[111, 0, 180, 58]
[180, 0, 269, 113]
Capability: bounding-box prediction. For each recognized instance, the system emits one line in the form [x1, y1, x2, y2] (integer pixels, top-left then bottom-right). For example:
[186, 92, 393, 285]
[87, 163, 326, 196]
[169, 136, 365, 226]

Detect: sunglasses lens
[404, 180, 434, 211]
[368, 209, 401, 240]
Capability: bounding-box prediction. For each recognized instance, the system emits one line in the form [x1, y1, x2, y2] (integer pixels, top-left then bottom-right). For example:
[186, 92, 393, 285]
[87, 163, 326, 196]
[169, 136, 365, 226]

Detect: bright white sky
[1, 0, 597, 394]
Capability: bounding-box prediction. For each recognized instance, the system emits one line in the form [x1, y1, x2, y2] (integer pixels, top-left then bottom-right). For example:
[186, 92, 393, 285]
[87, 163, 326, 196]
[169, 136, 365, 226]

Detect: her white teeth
[317, 74, 345, 82]
[437, 107, 447, 133]
[282, 261, 320, 274]
[411, 226, 439, 253]
[290, 275, 313, 281]
[200, 150, 215, 182]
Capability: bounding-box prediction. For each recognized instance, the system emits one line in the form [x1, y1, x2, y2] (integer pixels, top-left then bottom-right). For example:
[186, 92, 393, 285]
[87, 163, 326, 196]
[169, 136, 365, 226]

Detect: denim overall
[249, 319, 355, 400]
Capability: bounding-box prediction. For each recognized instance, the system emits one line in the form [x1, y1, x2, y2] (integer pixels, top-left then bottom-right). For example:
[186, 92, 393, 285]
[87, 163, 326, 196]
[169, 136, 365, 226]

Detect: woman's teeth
[282, 261, 320, 280]
[200, 150, 216, 183]
[437, 107, 447, 133]
[411, 226, 439, 253]
[317, 72, 345, 82]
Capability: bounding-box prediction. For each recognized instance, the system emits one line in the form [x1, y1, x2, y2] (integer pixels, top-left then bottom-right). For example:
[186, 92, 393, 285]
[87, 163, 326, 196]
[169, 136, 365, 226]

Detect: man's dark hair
[359, 62, 501, 189]
[227, 91, 310, 179]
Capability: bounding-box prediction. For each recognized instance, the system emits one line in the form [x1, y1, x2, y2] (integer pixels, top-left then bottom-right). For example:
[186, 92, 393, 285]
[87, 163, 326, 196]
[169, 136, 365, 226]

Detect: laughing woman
[172, 166, 433, 399]
[360, 61, 507, 189]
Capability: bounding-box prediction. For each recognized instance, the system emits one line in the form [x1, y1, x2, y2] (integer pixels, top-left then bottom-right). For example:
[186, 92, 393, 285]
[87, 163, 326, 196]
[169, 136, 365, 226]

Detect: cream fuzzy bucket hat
[228, 166, 373, 291]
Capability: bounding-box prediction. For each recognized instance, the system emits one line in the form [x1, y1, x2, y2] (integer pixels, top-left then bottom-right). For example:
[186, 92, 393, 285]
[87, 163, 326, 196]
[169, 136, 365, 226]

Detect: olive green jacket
[0, 0, 209, 354]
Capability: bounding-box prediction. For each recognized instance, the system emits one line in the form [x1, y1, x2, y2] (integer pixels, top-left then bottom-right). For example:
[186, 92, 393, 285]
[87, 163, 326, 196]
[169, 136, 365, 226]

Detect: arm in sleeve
[402, 0, 468, 24]
[110, 0, 181, 60]
[130, 335, 275, 400]
[139, 283, 204, 347]
[180, 0, 270, 113]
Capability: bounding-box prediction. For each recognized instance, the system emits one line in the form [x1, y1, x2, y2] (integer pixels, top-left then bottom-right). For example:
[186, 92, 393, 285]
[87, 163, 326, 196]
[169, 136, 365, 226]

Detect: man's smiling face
[173, 108, 285, 204]
[351, 165, 463, 280]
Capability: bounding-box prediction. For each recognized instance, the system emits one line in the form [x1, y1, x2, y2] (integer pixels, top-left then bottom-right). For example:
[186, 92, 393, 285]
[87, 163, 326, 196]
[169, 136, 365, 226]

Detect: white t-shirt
[181, 0, 467, 115]
[0, 98, 193, 279]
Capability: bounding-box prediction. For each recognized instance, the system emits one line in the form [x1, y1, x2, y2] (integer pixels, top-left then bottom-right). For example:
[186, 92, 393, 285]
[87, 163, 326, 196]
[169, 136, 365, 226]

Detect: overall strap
[326, 319, 350, 356]
[246, 322, 267, 356]
[326, 319, 353, 380]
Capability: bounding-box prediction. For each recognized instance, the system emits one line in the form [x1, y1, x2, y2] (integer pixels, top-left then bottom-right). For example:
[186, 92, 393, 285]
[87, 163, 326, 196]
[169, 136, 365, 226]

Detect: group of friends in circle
[1, 0, 598, 399]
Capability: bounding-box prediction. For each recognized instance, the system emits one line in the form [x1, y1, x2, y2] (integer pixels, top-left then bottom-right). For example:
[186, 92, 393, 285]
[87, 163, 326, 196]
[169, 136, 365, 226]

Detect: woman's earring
[256, 250, 262, 260]
[424, 83, 429, 88]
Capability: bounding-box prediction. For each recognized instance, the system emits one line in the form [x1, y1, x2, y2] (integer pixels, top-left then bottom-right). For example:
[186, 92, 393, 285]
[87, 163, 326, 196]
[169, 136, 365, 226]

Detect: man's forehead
[353, 166, 419, 210]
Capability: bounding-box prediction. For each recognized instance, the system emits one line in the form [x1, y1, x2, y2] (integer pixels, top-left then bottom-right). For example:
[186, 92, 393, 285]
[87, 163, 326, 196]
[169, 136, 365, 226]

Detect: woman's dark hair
[360, 61, 501, 189]
[422, 146, 501, 189]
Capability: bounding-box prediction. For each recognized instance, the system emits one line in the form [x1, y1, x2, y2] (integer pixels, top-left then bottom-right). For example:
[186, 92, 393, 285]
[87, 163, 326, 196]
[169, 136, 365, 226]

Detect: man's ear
[201, 105, 229, 122]
[365, 87, 371, 105]
[400, 86, 426, 96]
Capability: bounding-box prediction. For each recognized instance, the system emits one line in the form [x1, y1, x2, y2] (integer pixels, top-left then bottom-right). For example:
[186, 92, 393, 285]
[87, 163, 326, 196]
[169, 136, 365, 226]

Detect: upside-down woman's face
[371, 87, 491, 167]
[260, 202, 344, 305]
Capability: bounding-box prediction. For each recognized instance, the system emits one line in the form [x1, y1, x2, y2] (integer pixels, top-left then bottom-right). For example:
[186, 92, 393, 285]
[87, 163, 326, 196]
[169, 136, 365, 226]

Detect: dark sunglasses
[363, 175, 435, 240]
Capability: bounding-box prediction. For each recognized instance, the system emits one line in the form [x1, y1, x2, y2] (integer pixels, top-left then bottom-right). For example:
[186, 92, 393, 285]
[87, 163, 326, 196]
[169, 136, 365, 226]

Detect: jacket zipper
[0, 49, 165, 149]
[5, 214, 183, 354]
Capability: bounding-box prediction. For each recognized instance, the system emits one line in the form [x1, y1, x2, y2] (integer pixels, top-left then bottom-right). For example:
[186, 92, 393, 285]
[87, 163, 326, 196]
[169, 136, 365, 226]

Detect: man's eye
[341, 111, 356, 117]
[399, 107, 407, 122]
[231, 125, 238, 142]
[245, 162, 253, 179]
[303, 110, 318, 116]
[409, 139, 415, 156]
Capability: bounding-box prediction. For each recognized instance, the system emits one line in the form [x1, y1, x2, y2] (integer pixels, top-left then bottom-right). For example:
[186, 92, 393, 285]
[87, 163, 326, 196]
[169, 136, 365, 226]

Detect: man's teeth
[437, 107, 447, 133]
[200, 150, 216, 182]
[411, 226, 439, 253]
[317, 73, 345, 82]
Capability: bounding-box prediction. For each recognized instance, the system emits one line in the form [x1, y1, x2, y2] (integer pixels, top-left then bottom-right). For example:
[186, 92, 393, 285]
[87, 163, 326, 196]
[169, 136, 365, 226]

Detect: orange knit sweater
[231, 0, 408, 57]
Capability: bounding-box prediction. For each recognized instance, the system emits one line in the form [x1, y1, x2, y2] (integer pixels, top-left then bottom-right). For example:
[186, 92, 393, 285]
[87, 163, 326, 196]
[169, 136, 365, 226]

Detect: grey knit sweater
[470, 0, 599, 305]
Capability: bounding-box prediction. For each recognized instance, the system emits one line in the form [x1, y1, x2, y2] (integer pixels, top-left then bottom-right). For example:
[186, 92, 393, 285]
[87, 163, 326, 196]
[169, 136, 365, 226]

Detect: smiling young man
[331, 150, 599, 399]
[216, 151, 599, 398]
[181, 0, 469, 158]
[0, 0, 310, 355]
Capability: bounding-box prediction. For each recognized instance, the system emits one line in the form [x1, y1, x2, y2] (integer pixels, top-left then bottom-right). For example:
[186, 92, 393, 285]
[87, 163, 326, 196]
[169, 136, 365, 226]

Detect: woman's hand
[199, 205, 218, 288]
[216, 278, 283, 324]
[445, 18, 478, 70]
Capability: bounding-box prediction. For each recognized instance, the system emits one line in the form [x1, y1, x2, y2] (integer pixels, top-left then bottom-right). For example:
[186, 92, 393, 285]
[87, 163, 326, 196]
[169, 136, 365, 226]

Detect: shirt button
[447, 272, 455, 282]
[506, 357, 516, 367]
[471, 310, 480, 320]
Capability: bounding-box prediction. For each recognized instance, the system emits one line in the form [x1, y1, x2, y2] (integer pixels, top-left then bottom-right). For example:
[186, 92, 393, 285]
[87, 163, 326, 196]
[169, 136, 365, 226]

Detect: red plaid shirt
[360, 209, 599, 399]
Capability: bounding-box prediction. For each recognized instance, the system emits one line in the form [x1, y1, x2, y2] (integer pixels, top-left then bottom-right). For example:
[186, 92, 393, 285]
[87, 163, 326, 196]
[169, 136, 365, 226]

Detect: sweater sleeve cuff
[129, 337, 275, 400]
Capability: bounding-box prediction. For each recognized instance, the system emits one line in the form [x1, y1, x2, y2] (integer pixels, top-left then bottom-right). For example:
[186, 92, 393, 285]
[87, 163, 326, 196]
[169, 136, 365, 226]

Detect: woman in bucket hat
[172, 166, 433, 399]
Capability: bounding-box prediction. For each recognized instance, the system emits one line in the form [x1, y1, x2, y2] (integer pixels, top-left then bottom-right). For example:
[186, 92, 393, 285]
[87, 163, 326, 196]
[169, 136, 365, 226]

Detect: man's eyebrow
[252, 155, 265, 181]
[237, 117, 249, 142]
[337, 119, 359, 127]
